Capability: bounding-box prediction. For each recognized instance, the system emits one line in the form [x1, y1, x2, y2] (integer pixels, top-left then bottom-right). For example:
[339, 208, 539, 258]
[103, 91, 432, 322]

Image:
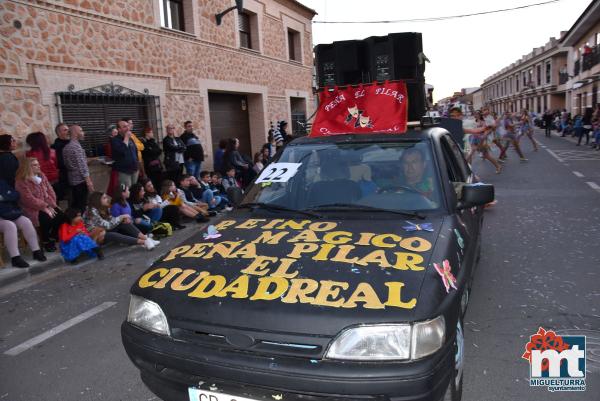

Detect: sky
[296, 0, 591, 101]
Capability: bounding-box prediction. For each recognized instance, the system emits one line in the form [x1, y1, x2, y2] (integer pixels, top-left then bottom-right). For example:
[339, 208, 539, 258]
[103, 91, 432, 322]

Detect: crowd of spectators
[0, 117, 279, 268]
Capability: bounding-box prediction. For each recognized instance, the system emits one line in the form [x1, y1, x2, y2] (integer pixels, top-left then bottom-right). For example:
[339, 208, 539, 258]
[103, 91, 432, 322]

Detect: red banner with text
[310, 81, 408, 137]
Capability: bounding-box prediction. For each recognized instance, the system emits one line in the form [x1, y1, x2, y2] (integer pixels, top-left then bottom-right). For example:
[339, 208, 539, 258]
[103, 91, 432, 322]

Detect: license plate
[188, 387, 261, 401]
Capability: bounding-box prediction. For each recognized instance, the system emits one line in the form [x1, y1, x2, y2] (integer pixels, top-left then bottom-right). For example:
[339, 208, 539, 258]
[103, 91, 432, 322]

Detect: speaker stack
[314, 32, 426, 121]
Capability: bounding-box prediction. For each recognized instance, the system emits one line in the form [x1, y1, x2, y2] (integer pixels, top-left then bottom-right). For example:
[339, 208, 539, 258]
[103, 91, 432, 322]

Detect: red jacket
[26, 149, 59, 183]
[59, 221, 89, 243]
[15, 174, 57, 226]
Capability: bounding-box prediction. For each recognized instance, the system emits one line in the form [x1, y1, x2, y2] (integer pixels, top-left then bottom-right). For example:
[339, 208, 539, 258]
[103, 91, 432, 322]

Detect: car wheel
[460, 288, 470, 318]
[443, 318, 464, 401]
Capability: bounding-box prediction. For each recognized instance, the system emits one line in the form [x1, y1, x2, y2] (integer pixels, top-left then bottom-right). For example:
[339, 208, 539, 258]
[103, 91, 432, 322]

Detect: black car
[122, 128, 494, 401]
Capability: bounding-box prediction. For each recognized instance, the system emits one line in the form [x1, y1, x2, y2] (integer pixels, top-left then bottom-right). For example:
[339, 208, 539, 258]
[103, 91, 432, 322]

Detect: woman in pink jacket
[15, 157, 64, 252]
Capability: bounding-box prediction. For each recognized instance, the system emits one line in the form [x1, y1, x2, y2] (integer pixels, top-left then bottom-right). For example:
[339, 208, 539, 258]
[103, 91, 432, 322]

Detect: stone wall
[0, 0, 315, 157]
[163, 93, 205, 134]
[0, 86, 51, 137]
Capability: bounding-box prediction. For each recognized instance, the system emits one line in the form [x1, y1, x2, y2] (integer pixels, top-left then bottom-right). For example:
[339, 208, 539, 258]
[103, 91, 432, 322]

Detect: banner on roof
[310, 81, 408, 137]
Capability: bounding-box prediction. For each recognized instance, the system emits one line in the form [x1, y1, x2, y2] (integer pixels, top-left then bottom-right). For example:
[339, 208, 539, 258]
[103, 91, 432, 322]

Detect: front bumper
[122, 322, 454, 401]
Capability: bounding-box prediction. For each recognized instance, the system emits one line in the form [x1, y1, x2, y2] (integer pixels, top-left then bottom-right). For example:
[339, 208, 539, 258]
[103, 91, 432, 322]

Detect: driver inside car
[397, 147, 435, 200]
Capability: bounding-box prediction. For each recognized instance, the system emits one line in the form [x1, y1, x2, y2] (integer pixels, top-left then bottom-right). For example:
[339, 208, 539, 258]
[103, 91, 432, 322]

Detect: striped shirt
[62, 140, 89, 185]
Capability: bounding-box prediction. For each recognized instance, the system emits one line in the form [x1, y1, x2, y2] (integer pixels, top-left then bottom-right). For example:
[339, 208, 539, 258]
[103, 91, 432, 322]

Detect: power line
[313, 0, 559, 24]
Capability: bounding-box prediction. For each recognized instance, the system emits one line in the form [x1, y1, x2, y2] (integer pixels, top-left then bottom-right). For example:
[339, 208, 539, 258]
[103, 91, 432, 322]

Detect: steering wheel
[378, 184, 424, 196]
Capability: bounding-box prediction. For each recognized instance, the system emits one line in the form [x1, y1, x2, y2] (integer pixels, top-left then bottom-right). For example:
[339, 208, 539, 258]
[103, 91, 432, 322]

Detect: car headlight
[411, 316, 445, 359]
[326, 324, 411, 360]
[325, 316, 445, 361]
[127, 295, 170, 336]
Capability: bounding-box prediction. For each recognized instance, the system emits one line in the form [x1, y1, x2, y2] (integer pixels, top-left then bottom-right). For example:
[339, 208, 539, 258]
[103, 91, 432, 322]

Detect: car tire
[443, 318, 464, 401]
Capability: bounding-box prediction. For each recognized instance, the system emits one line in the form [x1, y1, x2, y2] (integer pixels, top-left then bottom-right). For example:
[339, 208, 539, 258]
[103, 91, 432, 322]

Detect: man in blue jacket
[112, 119, 139, 187]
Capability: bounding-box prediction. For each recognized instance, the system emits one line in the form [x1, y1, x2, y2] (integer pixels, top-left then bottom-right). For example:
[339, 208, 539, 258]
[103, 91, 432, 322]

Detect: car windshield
[242, 140, 443, 213]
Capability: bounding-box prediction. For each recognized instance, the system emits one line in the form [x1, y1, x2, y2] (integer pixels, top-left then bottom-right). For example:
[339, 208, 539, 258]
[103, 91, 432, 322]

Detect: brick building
[561, 0, 600, 115]
[0, 0, 316, 173]
[481, 36, 568, 115]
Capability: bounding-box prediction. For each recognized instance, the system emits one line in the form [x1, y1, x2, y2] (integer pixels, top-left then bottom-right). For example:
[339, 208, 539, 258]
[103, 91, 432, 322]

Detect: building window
[522, 71, 527, 87]
[239, 12, 252, 49]
[290, 97, 307, 136]
[516, 75, 519, 91]
[545, 61, 551, 84]
[536, 65, 541, 86]
[288, 28, 301, 62]
[56, 85, 162, 157]
[160, 0, 184, 31]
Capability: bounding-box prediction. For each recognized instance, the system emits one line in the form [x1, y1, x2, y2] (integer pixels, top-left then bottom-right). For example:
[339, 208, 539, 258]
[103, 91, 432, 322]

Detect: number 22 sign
[255, 163, 302, 184]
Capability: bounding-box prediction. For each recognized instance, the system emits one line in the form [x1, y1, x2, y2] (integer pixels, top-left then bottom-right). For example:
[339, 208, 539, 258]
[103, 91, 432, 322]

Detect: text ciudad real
[138, 219, 434, 310]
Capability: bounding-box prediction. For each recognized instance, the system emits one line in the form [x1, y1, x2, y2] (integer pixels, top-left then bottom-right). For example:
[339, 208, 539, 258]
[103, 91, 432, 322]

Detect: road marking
[586, 182, 600, 192]
[4, 302, 117, 356]
[545, 148, 564, 163]
[573, 171, 584, 178]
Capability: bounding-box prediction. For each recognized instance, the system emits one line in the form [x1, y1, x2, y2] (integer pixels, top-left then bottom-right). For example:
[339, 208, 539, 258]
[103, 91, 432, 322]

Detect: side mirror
[457, 183, 494, 209]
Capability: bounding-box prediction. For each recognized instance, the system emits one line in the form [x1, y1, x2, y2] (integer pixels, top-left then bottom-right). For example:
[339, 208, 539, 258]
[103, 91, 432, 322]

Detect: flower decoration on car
[203, 225, 222, 240]
[433, 259, 457, 293]
[402, 221, 434, 232]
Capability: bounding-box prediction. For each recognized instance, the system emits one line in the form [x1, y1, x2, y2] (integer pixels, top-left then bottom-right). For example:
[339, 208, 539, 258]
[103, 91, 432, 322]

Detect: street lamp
[215, 0, 243, 26]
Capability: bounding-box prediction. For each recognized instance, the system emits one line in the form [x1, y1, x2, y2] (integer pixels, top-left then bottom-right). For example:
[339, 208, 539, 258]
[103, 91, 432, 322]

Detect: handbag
[0, 180, 22, 220]
[151, 222, 172, 238]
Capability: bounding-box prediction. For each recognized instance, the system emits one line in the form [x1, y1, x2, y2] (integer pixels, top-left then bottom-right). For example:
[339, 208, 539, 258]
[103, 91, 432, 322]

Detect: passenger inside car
[306, 158, 361, 206]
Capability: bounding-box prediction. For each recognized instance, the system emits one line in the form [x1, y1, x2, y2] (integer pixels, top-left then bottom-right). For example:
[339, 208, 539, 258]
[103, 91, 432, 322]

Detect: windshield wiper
[238, 202, 321, 218]
[306, 203, 425, 219]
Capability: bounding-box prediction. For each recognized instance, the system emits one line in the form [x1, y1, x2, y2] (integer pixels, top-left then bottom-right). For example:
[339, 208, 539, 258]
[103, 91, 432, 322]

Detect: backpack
[151, 222, 173, 238]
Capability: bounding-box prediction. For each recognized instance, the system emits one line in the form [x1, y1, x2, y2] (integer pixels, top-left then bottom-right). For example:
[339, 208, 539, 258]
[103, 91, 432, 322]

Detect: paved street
[0, 130, 598, 401]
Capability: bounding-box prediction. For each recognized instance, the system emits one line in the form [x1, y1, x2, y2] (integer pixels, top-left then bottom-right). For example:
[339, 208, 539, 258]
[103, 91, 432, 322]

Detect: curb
[0, 222, 208, 290]
[0, 252, 69, 288]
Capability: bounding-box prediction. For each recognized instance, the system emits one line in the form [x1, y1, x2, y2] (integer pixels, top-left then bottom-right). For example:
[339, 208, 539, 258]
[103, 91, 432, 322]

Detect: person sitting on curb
[83, 192, 158, 250]
[59, 208, 103, 263]
[160, 179, 209, 223]
[15, 157, 64, 253]
[0, 178, 46, 268]
[198, 171, 230, 211]
[139, 178, 185, 230]
[111, 184, 153, 234]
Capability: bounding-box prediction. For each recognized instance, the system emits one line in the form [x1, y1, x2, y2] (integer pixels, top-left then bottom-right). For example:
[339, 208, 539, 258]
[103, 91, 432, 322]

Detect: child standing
[59, 208, 103, 263]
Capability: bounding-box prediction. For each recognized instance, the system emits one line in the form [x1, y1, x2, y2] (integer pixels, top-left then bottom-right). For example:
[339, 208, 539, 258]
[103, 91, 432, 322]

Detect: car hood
[132, 213, 448, 336]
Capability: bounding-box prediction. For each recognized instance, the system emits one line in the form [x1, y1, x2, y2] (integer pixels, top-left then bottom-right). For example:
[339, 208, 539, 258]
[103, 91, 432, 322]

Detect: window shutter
[238, 12, 250, 33]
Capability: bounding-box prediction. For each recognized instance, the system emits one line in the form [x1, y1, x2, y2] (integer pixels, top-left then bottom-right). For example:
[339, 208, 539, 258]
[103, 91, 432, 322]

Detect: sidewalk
[540, 127, 600, 148]
[0, 222, 206, 289]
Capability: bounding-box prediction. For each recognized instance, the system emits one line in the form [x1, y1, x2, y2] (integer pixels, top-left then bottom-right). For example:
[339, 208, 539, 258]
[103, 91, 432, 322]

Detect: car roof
[288, 127, 449, 146]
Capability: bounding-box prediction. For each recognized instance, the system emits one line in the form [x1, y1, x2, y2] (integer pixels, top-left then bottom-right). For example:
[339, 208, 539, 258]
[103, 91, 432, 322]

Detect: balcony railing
[558, 72, 569, 84]
[582, 46, 600, 72]
[574, 59, 580, 76]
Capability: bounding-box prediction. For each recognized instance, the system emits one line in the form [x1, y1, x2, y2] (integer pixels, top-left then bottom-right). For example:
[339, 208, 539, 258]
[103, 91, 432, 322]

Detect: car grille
[170, 324, 329, 359]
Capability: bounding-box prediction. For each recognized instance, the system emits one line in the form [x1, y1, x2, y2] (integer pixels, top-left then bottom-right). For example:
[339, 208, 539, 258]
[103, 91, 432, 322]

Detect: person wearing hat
[279, 120, 291, 143]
